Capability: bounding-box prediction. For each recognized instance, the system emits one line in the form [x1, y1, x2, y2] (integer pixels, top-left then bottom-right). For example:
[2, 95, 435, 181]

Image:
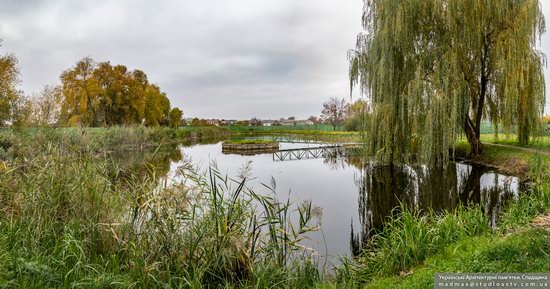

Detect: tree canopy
[168, 107, 183, 128]
[0, 43, 21, 126]
[60, 57, 173, 127]
[349, 0, 546, 164]
[13, 85, 64, 127]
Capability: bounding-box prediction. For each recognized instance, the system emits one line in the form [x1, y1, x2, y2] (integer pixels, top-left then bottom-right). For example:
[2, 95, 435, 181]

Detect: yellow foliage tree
[60, 57, 174, 127]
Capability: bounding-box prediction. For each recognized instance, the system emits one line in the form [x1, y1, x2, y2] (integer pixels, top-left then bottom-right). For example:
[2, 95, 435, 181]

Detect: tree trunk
[518, 121, 530, 145]
[464, 117, 483, 157]
[517, 91, 530, 145]
[465, 43, 489, 157]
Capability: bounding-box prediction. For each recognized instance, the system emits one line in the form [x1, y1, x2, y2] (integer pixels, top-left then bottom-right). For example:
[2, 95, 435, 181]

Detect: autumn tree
[0, 43, 21, 126]
[168, 107, 183, 128]
[30, 85, 63, 126]
[349, 0, 546, 163]
[60, 57, 101, 126]
[321, 97, 348, 131]
[60, 57, 173, 127]
[144, 84, 170, 126]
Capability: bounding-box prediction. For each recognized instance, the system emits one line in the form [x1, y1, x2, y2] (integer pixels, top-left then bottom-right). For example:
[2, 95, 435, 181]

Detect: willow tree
[349, 0, 546, 164]
[60, 57, 101, 126]
[60, 57, 173, 127]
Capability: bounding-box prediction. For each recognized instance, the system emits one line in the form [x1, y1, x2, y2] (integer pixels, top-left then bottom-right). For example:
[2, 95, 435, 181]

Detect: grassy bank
[229, 127, 361, 144]
[228, 124, 344, 133]
[362, 180, 550, 288]
[454, 136, 550, 178]
[347, 143, 550, 288]
[336, 205, 490, 287]
[480, 133, 550, 150]
[365, 228, 550, 289]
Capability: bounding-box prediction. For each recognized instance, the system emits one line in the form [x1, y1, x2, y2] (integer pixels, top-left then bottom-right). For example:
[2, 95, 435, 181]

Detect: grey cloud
[1, 0, 547, 118]
[0, 0, 364, 118]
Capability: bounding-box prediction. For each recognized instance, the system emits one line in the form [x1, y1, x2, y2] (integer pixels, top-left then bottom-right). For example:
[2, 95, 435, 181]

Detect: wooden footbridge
[223, 134, 363, 161]
[272, 144, 361, 162]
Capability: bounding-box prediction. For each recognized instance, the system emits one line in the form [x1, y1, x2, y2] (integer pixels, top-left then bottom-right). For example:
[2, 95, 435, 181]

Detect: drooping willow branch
[350, 0, 546, 165]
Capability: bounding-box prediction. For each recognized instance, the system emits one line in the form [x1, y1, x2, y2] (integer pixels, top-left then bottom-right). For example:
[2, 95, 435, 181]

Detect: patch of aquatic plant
[0, 126, 230, 160]
[0, 144, 323, 288]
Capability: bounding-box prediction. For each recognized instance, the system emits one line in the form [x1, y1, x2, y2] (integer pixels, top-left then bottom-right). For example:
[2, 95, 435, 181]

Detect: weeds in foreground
[339, 204, 489, 285]
[0, 143, 322, 288]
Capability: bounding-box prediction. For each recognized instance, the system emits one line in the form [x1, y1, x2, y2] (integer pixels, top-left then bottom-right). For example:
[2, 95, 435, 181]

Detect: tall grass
[0, 141, 322, 288]
[0, 126, 230, 155]
[499, 154, 550, 229]
[339, 204, 490, 285]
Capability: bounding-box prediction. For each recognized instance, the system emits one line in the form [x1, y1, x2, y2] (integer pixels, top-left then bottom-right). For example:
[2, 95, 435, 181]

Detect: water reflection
[115, 141, 522, 264]
[108, 142, 184, 179]
[350, 159, 519, 256]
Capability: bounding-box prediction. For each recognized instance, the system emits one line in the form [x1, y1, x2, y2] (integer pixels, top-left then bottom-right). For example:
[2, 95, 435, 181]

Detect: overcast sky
[0, 0, 549, 119]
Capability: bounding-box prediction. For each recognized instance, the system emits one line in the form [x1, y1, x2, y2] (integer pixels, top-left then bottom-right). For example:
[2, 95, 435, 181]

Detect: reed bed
[0, 140, 321, 288]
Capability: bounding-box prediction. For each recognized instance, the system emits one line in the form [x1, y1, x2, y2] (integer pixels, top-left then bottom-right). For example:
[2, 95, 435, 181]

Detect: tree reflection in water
[349, 159, 519, 256]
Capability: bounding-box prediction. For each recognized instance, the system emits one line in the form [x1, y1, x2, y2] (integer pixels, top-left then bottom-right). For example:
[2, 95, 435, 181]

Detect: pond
[123, 137, 522, 266]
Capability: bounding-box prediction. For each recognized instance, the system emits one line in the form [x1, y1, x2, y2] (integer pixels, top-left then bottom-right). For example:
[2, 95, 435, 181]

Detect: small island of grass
[222, 139, 279, 154]
[224, 139, 278, 145]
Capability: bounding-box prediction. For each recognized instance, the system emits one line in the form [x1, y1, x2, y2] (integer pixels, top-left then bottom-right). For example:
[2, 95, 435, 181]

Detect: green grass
[365, 228, 550, 289]
[455, 137, 550, 178]
[337, 204, 490, 286]
[479, 133, 550, 150]
[229, 125, 360, 139]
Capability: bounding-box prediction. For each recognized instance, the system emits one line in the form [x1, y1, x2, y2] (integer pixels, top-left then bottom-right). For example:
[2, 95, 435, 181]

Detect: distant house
[250, 118, 262, 126]
[295, 120, 314, 126]
[220, 119, 238, 126]
[262, 120, 277, 126]
[280, 119, 295, 126]
[206, 119, 221, 126]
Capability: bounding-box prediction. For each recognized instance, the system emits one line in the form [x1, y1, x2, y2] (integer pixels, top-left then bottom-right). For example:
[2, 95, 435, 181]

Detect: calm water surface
[153, 139, 520, 266]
